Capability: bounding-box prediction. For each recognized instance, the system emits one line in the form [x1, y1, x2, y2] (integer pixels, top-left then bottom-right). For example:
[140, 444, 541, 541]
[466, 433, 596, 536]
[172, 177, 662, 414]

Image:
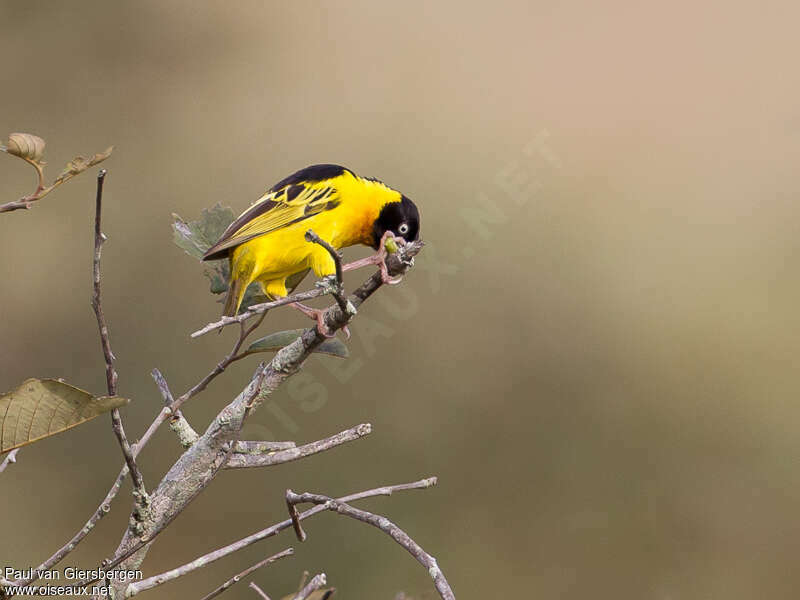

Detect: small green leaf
[0, 378, 129, 453]
[245, 329, 349, 359]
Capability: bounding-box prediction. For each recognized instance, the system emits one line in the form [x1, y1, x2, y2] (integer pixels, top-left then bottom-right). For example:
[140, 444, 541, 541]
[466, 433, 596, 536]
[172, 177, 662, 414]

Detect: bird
[202, 164, 420, 332]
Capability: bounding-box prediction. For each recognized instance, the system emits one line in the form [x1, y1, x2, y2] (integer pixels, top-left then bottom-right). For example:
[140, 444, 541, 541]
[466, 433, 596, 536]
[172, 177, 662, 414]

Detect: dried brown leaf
[6, 132, 45, 162]
[0, 378, 128, 453]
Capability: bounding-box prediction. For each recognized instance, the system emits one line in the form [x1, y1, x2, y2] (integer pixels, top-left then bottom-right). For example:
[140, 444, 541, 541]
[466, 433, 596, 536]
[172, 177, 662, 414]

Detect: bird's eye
[398, 223, 409, 235]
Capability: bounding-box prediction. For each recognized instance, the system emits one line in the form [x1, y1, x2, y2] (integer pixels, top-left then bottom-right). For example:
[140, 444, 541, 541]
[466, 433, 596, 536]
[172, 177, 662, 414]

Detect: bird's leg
[289, 302, 350, 339]
[342, 231, 405, 285]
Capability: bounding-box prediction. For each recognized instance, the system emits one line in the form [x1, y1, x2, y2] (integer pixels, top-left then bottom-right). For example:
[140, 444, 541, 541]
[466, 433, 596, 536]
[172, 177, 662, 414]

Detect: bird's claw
[291, 301, 339, 338]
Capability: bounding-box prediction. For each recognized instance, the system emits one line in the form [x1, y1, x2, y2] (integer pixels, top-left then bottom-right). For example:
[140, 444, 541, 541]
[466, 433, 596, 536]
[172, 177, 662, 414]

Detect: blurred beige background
[3, 1, 800, 598]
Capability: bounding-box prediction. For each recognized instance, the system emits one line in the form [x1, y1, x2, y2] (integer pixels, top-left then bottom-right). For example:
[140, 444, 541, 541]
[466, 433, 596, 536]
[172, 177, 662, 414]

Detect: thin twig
[173, 310, 265, 411]
[198, 548, 294, 600]
[226, 424, 371, 469]
[90, 169, 146, 499]
[249, 582, 272, 600]
[153, 369, 199, 448]
[0, 449, 19, 474]
[122, 477, 436, 597]
[191, 287, 328, 338]
[304, 229, 348, 312]
[293, 574, 327, 600]
[285, 491, 454, 600]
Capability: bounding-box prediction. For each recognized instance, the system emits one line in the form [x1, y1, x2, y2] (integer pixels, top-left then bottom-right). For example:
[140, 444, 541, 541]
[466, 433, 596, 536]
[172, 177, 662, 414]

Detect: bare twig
[285, 490, 454, 600]
[153, 369, 199, 448]
[305, 229, 348, 312]
[249, 582, 272, 600]
[90, 169, 146, 500]
[151, 368, 175, 404]
[226, 423, 371, 469]
[121, 477, 436, 597]
[191, 287, 329, 338]
[0, 449, 19, 474]
[293, 574, 327, 600]
[174, 310, 266, 410]
[198, 548, 294, 600]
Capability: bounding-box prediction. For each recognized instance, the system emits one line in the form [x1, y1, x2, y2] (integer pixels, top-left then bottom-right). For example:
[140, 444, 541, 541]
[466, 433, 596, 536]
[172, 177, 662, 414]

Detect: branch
[285, 490, 454, 600]
[293, 574, 327, 600]
[0, 449, 19, 474]
[226, 423, 371, 469]
[248, 582, 272, 600]
[120, 477, 436, 597]
[198, 548, 294, 600]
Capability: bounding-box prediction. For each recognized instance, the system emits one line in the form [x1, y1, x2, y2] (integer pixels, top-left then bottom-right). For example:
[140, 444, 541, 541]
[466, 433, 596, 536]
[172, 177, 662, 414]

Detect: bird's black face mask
[371, 195, 420, 249]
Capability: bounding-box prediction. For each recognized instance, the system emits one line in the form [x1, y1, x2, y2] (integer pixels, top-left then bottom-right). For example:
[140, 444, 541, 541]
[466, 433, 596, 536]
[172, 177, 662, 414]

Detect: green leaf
[172, 204, 236, 259]
[245, 329, 349, 359]
[0, 378, 129, 453]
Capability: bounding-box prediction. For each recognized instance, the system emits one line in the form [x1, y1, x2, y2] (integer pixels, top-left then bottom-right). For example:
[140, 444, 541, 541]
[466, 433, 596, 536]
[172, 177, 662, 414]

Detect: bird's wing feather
[202, 182, 340, 260]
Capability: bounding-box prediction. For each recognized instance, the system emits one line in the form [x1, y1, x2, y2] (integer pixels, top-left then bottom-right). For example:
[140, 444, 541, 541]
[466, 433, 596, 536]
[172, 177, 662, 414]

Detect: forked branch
[286, 490, 454, 600]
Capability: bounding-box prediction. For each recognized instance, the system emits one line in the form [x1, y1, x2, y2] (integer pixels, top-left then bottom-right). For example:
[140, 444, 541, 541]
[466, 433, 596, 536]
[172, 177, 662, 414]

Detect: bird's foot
[291, 301, 349, 338]
[342, 231, 405, 285]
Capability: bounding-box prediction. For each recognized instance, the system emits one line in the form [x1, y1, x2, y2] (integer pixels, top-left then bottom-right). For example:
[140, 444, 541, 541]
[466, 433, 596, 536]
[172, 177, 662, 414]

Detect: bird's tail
[223, 276, 247, 317]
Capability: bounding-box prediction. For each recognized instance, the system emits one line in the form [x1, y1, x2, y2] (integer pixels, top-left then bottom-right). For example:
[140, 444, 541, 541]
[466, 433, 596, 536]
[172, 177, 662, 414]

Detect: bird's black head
[371, 195, 420, 249]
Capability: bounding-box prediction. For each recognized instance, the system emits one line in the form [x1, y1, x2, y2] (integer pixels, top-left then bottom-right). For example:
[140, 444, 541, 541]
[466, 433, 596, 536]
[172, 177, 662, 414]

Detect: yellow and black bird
[202, 164, 420, 324]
